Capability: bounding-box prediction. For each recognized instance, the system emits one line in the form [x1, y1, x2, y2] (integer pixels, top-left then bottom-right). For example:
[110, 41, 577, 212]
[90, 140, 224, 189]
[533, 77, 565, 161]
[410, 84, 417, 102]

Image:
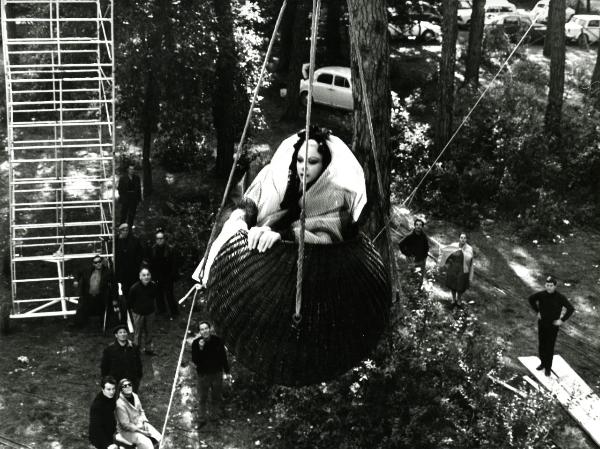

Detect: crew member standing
[528, 276, 575, 376]
[398, 218, 430, 289]
[117, 164, 142, 227]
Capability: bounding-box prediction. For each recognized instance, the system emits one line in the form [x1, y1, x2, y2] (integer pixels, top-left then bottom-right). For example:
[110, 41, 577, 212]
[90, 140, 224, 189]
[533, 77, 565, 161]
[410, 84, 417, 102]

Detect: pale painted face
[102, 383, 116, 399]
[296, 140, 324, 185]
[199, 323, 211, 339]
[459, 233, 467, 247]
[544, 282, 556, 294]
[155, 232, 165, 247]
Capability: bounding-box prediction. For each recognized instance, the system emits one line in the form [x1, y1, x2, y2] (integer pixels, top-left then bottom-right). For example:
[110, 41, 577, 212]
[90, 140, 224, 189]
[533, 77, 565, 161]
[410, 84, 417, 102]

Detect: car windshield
[571, 17, 587, 26]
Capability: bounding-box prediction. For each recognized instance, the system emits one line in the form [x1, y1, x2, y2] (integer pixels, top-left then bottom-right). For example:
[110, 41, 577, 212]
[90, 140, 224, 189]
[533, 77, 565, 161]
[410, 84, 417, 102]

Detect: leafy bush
[264, 284, 559, 449]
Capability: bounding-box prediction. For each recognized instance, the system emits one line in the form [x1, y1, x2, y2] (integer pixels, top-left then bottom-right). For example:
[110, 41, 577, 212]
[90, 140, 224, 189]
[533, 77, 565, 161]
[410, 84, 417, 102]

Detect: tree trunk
[212, 0, 237, 178]
[347, 0, 392, 267]
[277, 0, 297, 73]
[591, 43, 600, 108]
[587, 0, 591, 12]
[325, 0, 343, 65]
[543, 0, 558, 57]
[436, 0, 459, 150]
[141, 66, 155, 196]
[281, 0, 309, 121]
[464, 0, 485, 87]
[544, 0, 566, 135]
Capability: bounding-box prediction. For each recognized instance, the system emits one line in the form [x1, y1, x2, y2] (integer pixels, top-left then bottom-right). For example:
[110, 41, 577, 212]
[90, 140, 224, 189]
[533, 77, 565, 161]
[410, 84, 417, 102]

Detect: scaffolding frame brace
[1, 0, 116, 320]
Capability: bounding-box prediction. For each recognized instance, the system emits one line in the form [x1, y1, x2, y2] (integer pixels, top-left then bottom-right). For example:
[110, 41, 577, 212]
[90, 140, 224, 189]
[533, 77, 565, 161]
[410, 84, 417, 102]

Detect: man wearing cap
[101, 324, 143, 392]
[528, 276, 575, 376]
[115, 223, 145, 299]
[117, 164, 142, 227]
[399, 218, 430, 290]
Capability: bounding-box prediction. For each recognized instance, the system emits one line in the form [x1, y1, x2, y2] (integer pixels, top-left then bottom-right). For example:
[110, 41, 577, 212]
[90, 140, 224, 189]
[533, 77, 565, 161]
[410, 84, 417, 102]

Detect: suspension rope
[373, 13, 543, 242]
[293, 0, 321, 325]
[197, 0, 289, 283]
[158, 285, 200, 448]
[346, 0, 399, 292]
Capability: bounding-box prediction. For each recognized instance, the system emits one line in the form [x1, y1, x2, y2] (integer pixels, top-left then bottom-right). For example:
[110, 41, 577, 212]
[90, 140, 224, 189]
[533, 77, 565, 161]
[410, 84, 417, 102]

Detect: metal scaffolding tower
[1, 0, 115, 319]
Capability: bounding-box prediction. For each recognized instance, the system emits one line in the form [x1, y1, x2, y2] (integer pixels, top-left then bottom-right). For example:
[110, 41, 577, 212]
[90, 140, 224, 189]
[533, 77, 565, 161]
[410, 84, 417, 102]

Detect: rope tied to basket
[294, 0, 322, 326]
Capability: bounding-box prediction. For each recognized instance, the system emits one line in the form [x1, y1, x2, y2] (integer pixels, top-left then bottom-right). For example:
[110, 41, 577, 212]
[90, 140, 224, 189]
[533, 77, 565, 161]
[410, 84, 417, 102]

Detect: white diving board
[519, 355, 600, 447]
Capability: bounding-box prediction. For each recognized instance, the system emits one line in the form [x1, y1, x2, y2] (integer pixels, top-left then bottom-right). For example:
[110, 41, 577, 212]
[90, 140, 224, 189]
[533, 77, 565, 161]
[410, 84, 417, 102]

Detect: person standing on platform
[528, 276, 575, 376]
[398, 218, 430, 290]
[115, 223, 145, 300]
[100, 324, 143, 392]
[128, 267, 159, 355]
[149, 229, 179, 319]
[117, 164, 142, 227]
[191, 321, 230, 426]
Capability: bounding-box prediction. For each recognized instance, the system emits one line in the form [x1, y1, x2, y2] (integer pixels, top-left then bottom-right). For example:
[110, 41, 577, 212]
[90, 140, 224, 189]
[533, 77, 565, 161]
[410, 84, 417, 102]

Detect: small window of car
[316, 73, 334, 85]
[334, 76, 350, 89]
[587, 20, 600, 27]
[458, 0, 472, 9]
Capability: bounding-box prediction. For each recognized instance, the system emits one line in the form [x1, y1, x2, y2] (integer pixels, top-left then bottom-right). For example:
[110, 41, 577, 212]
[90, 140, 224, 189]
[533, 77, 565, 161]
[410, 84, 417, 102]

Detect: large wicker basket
[206, 231, 390, 386]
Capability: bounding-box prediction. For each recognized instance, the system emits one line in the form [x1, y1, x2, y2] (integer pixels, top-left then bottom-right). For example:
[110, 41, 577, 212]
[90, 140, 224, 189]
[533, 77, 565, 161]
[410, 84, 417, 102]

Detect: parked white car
[299, 66, 353, 111]
[458, 0, 518, 27]
[530, 0, 575, 21]
[388, 19, 441, 42]
[565, 14, 600, 46]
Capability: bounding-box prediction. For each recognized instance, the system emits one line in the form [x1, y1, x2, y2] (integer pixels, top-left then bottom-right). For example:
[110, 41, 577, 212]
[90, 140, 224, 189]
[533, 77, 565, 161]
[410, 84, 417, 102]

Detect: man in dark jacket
[528, 276, 575, 376]
[149, 229, 179, 318]
[89, 376, 118, 449]
[71, 255, 116, 329]
[115, 223, 145, 298]
[101, 324, 143, 391]
[128, 267, 158, 355]
[399, 218, 430, 289]
[191, 321, 230, 425]
[117, 164, 142, 227]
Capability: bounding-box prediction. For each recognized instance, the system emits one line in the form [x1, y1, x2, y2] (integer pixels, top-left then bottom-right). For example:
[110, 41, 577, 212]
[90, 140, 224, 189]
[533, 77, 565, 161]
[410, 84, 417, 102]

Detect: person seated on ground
[193, 126, 367, 284]
[115, 378, 162, 449]
[89, 376, 119, 449]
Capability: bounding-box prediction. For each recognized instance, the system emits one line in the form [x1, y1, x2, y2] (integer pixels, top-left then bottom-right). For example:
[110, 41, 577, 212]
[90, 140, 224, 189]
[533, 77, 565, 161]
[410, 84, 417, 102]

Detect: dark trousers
[73, 294, 103, 327]
[156, 280, 178, 316]
[538, 322, 559, 370]
[120, 199, 138, 227]
[197, 372, 223, 419]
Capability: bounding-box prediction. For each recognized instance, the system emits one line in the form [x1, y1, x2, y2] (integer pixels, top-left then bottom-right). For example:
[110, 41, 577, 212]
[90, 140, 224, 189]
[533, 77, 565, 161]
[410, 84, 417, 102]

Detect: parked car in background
[530, 0, 575, 21]
[406, 0, 442, 24]
[565, 14, 600, 46]
[484, 13, 533, 42]
[388, 6, 442, 43]
[458, 0, 518, 27]
[457, 0, 474, 27]
[299, 66, 353, 111]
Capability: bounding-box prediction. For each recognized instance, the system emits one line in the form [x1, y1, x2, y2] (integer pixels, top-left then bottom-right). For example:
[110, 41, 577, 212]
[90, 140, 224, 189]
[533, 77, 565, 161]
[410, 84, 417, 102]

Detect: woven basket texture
[206, 230, 391, 386]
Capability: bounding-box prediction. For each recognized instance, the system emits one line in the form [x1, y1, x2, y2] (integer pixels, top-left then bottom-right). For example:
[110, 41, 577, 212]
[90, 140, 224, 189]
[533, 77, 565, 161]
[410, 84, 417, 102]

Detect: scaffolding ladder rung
[8, 49, 99, 55]
[13, 220, 111, 230]
[9, 77, 112, 83]
[12, 252, 114, 262]
[13, 277, 72, 283]
[11, 143, 112, 151]
[6, 38, 112, 45]
[13, 298, 74, 304]
[14, 107, 101, 113]
[5, 18, 111, 23]
[12, 177, 111, 185]
[12, 120, 113, 128]
[14, 199, 112, 207]
[15, 204, 104, 212]
[14, 137, 105, 144]
[12, 157, 113, 163]
[16, 239, 110, 248]
[14, 233, 113, 241]
[11, 99, 112, 106]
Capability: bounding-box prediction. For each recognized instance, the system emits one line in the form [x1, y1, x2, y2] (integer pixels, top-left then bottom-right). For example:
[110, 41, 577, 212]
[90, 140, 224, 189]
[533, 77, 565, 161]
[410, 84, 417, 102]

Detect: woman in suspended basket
[194, 126, 367, 284]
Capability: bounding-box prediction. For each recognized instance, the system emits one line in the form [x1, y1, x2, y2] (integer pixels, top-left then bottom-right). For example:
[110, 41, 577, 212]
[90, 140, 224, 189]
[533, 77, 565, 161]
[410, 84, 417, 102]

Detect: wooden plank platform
[519, 355, 600, 447]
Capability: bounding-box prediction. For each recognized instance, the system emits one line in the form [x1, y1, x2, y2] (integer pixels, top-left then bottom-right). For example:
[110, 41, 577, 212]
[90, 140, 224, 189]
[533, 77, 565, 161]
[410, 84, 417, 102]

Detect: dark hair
[280, 126, 332, 212]
[100, 375, 117, 389]
[198, 320, 212, 329]
[414, 218, 425, 226]
[155, 228, 165, 236]
[545, 275, 557, 285]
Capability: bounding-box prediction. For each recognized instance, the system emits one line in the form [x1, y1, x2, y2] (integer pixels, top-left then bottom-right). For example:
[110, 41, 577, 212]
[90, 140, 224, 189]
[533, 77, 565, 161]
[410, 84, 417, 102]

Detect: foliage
[263, 281, 559, 449]
[115, 0, 268, 172]
[391, 58, 600, 238]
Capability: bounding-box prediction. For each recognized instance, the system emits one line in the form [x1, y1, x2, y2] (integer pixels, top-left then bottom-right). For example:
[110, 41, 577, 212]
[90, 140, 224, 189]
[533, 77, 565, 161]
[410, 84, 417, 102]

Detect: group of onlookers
[399, 218, 575, 378]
